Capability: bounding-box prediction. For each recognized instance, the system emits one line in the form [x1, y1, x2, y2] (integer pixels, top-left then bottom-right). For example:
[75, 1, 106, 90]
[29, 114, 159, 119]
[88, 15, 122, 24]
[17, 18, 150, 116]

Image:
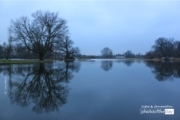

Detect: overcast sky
[1, 0, 180, 55]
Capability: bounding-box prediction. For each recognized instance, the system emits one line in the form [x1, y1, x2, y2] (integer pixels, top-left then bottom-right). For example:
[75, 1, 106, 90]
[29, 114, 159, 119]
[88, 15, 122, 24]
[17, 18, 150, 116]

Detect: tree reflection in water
[0, 61, 80, 114]
[101, 60, 113, 71]
[145, 61, 180, 81]
[122, 60, 135, 67]
[116, 60, 135, 67]
[116, 60, 180, 81]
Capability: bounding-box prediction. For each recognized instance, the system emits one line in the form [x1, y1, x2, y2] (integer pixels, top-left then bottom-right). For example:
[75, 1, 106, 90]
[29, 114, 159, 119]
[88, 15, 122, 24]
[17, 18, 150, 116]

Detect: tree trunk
[65, 52, 70, 59]
[65, 54, 69, 59]
[64, 52, 74, 61]
[39, 53, 44, 61]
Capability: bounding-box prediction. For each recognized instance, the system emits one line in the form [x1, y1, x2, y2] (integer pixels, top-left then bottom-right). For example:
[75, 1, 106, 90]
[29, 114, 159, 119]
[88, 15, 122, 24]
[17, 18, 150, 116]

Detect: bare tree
[124, 50, 134, 58]
[9, 10, 68, 61]
[152, 37, 174, 57]
[0, 45, 3, 58]
[56, 36, 80, 59]
[173, 41, 180, 57]
[3, 42, 12, 60]
[101, 47, 113, 58]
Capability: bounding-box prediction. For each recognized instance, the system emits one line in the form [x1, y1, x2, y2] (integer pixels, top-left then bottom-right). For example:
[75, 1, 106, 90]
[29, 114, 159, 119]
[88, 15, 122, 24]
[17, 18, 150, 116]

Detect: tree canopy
[145, 37, 180, 58]
[101, 47, 113, 58]
[8, 10, 78, 60]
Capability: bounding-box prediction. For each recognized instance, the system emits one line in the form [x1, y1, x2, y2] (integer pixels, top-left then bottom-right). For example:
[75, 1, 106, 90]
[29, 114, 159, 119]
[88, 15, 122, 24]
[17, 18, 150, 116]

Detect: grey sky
[1, 0, 180, 55]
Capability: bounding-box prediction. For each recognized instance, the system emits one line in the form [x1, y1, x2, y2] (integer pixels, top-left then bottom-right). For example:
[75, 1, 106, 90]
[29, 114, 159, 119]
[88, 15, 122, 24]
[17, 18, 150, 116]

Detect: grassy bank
[144, 58, 180, 62]
[0, 59, 53, 64]
[78, 58, 180, 62]
[1, 58, 180, 64]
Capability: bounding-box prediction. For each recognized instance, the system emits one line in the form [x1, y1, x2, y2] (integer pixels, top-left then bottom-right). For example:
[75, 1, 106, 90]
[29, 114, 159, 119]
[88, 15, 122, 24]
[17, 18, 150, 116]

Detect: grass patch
[144, 58, 180, 62]
[144, 58, 161, 61]
[77, 58, 92, 61]
[0, 59, 53, 64]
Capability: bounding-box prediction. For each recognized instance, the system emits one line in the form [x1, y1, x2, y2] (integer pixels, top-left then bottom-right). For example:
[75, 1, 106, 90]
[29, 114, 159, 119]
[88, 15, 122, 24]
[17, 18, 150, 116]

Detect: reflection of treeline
[116, 60, 143, 67]
[145, 61, 180, 81]
[145, 37, 180, 58]
[117, 60, 180, 81]
[100, 60, 144, 72]
[0, 62, 80, 113]
[100, 60, 144, 71]
[109, 60, 180, 81]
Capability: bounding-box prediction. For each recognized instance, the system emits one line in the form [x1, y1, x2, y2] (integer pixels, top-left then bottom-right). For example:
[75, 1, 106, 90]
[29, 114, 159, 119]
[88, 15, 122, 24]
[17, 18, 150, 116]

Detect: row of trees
[0, 38, 80, 60]
[101, 47, 142, 58]
[0, 42, 12, 59]
[101, 37, 180, 59]
[1, 11, 80, 60]
[145, 37, 180, 58]
[3, 11, 180, 60]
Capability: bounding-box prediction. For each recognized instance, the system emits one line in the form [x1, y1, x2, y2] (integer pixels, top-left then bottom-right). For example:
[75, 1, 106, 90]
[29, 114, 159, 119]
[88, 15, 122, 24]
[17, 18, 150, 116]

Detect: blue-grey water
[0, 60, 180, 120]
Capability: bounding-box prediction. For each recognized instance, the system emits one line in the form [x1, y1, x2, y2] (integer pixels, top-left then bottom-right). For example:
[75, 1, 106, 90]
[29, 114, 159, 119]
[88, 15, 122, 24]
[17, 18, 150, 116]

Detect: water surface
[0, 60, 180, 120]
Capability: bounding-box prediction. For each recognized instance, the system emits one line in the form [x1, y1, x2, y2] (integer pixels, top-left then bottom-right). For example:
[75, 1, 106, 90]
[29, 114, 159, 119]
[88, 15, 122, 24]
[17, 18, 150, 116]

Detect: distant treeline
[1, 37, 180, 60]
[145, 37, 180, 59]
[100, 37, 180, 59]
[1, 11, 179, 60]
[0, 42, 51, 59]
[0, 41, 80, 60]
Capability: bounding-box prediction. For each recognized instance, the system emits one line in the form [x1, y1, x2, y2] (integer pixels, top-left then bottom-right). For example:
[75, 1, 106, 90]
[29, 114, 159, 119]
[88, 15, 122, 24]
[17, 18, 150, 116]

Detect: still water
[0, 60, 180, 120]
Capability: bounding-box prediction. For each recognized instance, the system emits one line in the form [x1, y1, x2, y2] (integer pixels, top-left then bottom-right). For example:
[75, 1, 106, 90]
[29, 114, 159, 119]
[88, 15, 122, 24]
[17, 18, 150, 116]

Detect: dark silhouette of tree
[124, 50, 135, 58]
[0, 44, 3, 58]
[173, 41, 180, 57]
[3, 42, 12, 60]
[9, 10, 68, 61]
[146, 37, 174, 58]
[152, 38, 167, 57]
[13, 43, 34, 58]
[101, 60, 113, 71]
[145, 50, 155, 59]
[0, 62, 80, 114]
[154, 38, 174, 57]
[55, 36, 80, 60]
[101, 47, 113, 58]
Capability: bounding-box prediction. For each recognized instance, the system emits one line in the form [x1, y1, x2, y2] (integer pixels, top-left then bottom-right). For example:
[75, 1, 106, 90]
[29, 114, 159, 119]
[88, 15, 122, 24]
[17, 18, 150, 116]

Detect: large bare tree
[9, 11, 68, 60]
